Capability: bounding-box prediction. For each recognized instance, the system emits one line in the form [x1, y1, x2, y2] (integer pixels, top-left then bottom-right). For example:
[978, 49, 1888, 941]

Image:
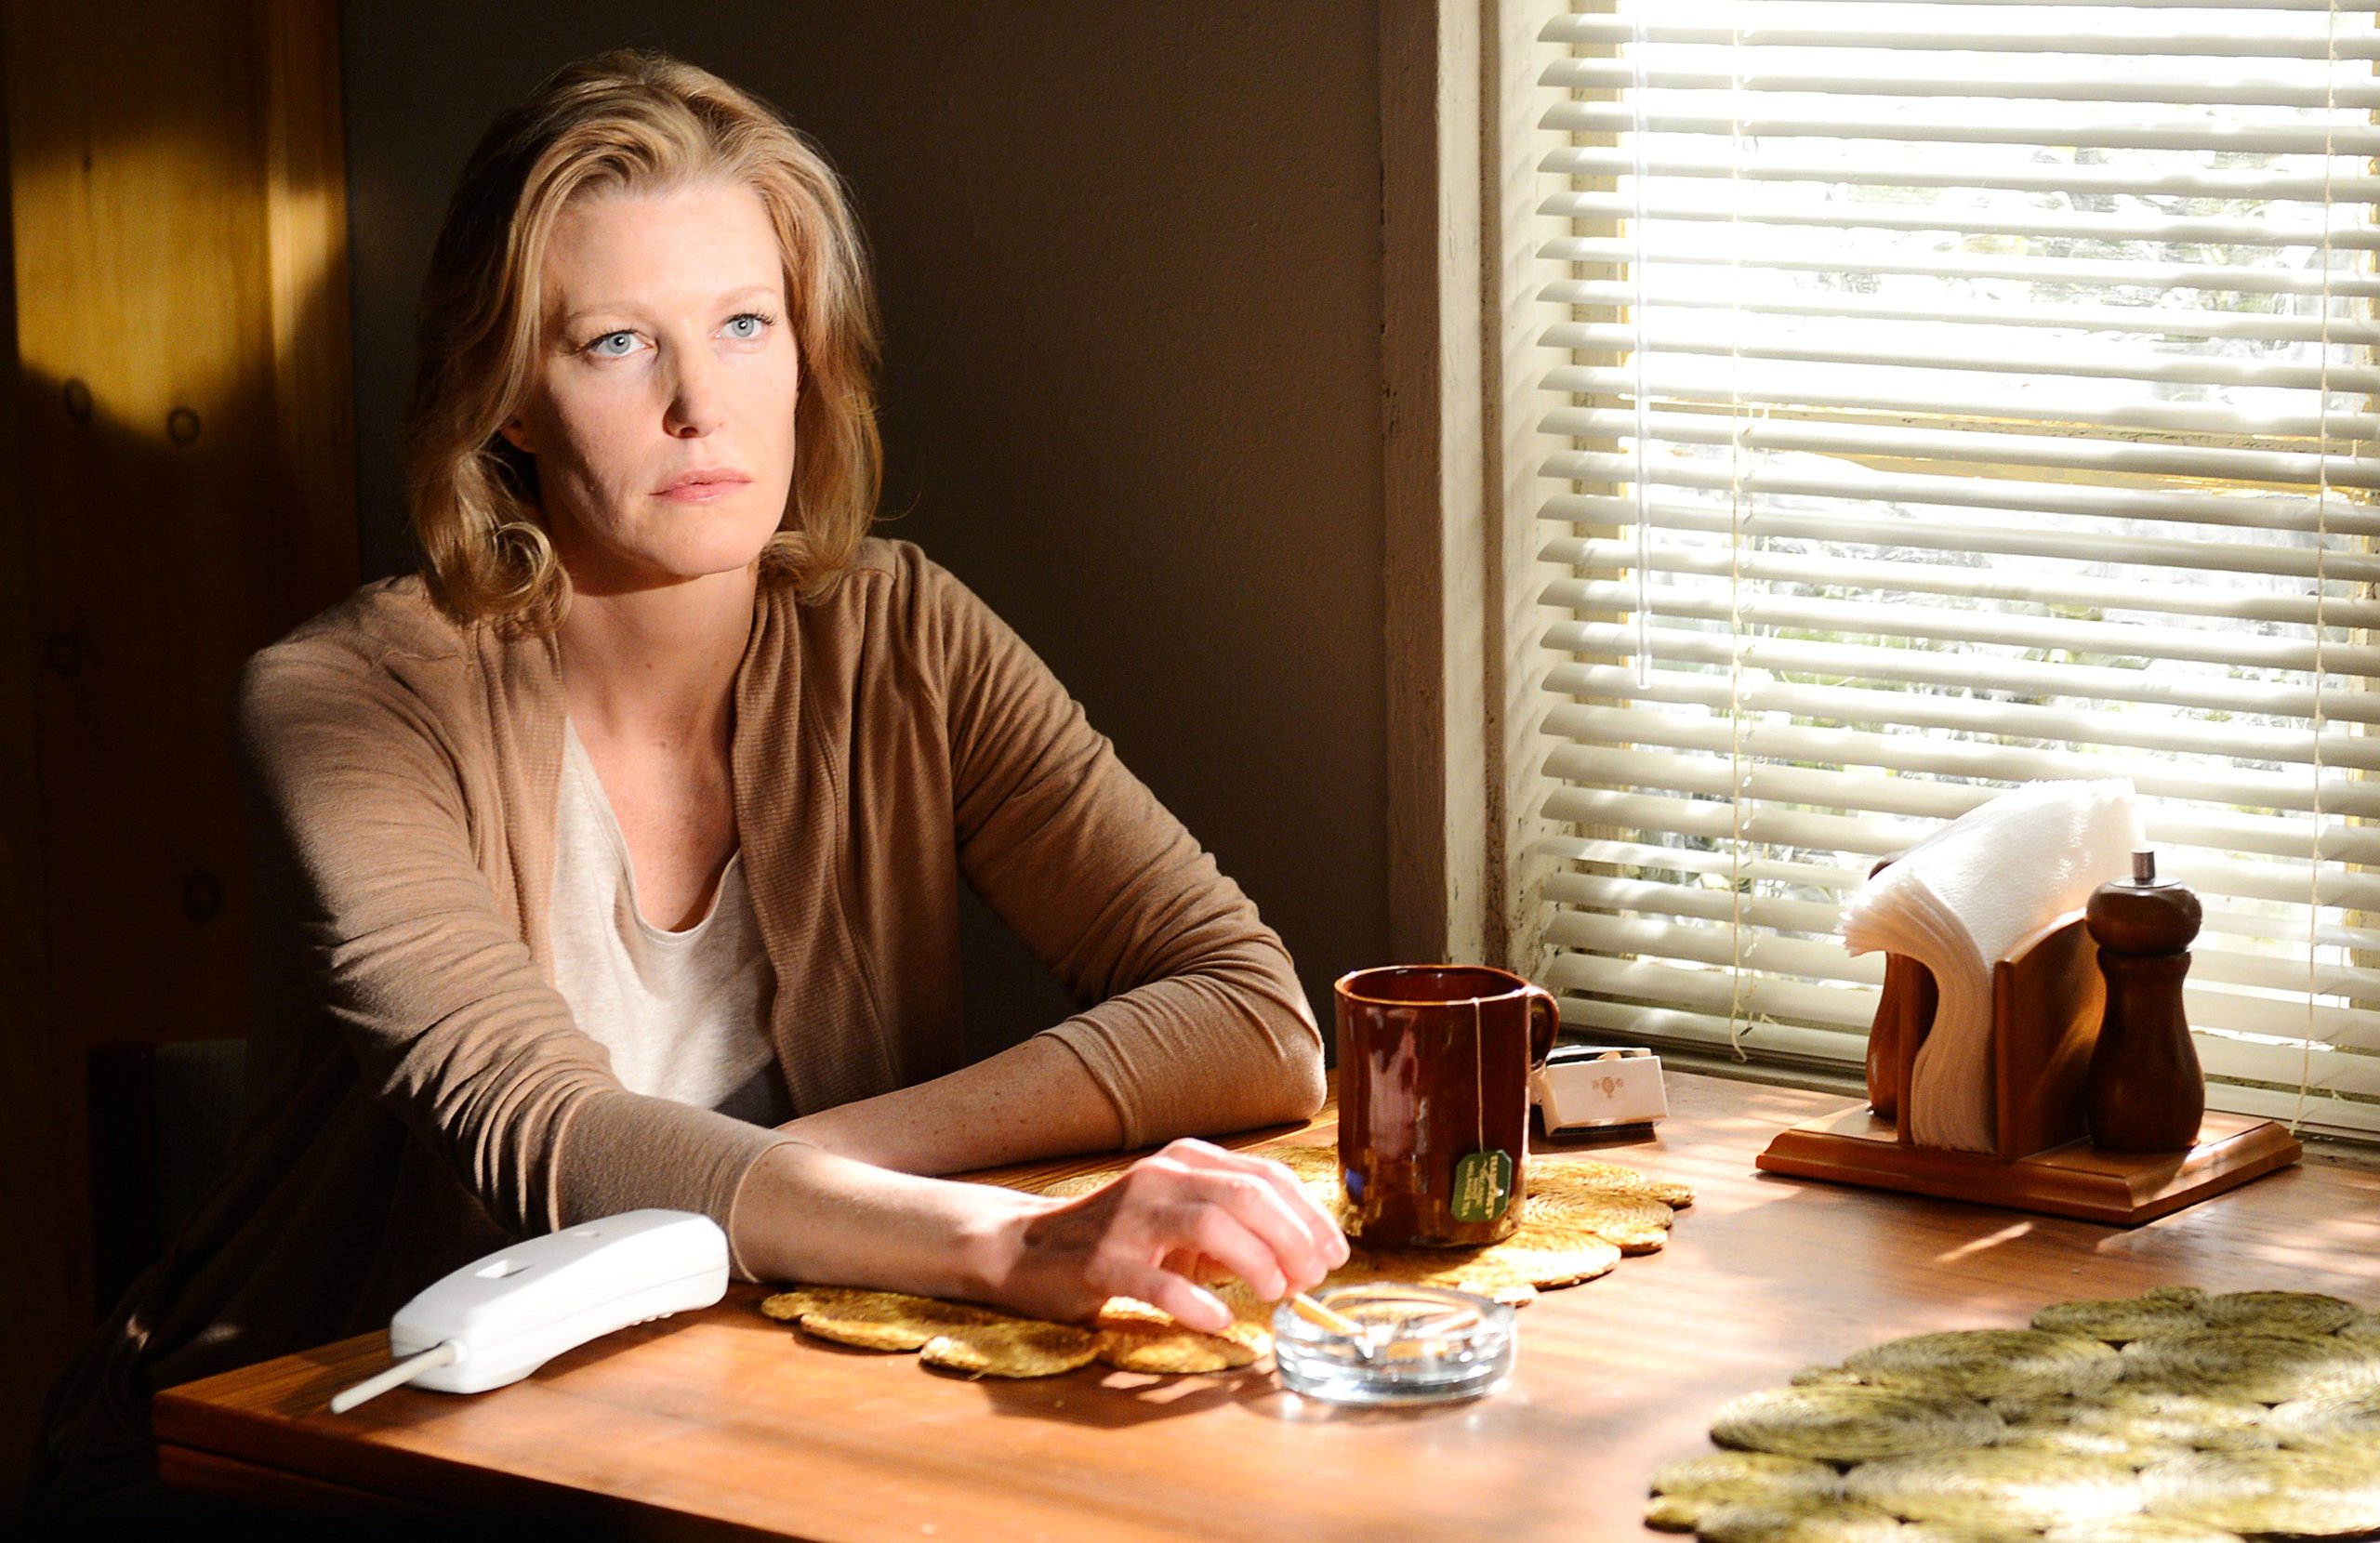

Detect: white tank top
[549, 719, 787, 1126]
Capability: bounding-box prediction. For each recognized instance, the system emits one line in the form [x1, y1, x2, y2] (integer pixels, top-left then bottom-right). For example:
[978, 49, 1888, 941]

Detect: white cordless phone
[331, 1208, 729, 1412]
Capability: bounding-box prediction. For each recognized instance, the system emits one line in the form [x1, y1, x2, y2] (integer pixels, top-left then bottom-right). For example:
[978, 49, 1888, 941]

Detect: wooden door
[0, 0, 355, 1500]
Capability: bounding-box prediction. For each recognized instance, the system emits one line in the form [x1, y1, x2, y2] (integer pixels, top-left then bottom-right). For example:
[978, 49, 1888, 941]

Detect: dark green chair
[85, 1038, 246, 1316]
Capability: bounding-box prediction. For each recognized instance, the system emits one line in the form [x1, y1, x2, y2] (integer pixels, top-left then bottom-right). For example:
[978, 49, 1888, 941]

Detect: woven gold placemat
[1995, 1389, 2273, 1457]
[2117, 1327, 2380, 1405]
[2202, 1289, 2360, 1338]
[2142, 1449, 2380, 1539]
[2041, 1516, 2247, 1543]
[1652, 1286, 2380, 1542]
[1842, 1446, 2140, 1529]
[1653, 1450, 1844, 1506]
[2031, 1295, 2210, 1345]
[759, 1141, 1693, 1381]
[1843, 1328, 2120, 1402]
[999, 1140, 1691, 1305]
[1691, 1497, 1905, 1542]
[1645, 1451, 1843, 1534]
[2265, 1385, 2380, 1455]
[1712, 1385, 2008, 1463]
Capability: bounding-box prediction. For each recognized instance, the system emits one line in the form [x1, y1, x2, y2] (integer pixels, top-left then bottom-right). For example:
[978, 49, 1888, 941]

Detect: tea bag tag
[1449, 1149, 1514, 1222]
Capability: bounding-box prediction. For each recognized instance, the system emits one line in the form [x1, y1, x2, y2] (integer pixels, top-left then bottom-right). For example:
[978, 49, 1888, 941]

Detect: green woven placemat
[1652, 1286, 2379, 1543]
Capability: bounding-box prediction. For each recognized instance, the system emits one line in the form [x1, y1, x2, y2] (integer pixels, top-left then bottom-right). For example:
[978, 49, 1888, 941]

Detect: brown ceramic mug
[1336, 965, 1560, 1248]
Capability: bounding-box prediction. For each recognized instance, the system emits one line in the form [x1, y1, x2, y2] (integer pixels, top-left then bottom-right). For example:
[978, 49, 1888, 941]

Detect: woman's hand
[972, 1139, 1351, 1334]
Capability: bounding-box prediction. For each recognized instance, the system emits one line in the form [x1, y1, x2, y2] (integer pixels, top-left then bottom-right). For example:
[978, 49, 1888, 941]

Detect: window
[1502, 0, 2380, 1136]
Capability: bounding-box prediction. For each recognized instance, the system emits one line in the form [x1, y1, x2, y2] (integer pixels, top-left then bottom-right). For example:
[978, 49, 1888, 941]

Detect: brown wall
[339, 2, 1391, 1042]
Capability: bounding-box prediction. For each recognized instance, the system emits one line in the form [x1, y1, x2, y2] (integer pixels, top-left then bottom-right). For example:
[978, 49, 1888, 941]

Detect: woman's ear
[497, 416, 536, 455]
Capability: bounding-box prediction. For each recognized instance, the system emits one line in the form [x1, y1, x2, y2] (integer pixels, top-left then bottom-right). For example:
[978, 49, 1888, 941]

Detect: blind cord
[1726, 4, 1750, 1060]
[1631, 0, 1653, 692]
[2298, 0, 2340, 1135]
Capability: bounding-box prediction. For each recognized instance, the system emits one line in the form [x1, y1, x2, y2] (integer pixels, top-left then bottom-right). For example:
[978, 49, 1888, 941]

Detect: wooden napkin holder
[1756, 914, 2301, 1225]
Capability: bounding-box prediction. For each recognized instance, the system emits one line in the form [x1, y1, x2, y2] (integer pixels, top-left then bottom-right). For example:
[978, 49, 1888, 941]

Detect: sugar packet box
[1532, 1045, 1667, 1134]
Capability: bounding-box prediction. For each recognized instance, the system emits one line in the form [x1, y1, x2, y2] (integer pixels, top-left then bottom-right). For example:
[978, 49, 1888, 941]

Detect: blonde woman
[36, 50, 1336, 1510]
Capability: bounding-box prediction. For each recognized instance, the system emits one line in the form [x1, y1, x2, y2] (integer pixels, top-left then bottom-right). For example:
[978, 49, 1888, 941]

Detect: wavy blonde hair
[404, 49, 881, 629]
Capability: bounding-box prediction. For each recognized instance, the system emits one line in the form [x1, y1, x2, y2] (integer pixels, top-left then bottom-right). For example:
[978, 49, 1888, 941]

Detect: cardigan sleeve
[915, 552, 1327, 1147]
[234, 642, 793, 1271]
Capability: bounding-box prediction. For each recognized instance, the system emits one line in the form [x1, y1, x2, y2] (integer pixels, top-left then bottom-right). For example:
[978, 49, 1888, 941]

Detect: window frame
[1382, 0, 1490, 969]
[1382, 0, 1573, 983]
[1406, 0, 2380, 1118]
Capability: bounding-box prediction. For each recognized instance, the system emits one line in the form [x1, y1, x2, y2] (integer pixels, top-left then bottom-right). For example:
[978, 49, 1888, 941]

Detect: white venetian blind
[1527, 0, 2380, 1135]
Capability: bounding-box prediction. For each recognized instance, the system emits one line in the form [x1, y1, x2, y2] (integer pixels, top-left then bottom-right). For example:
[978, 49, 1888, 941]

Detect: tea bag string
[1473, 995, 1487, 1155]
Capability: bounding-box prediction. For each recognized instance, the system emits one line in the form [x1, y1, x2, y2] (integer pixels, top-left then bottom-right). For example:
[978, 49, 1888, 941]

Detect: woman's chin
[566, 542, 774, 598]
[657, 520, 785, 579]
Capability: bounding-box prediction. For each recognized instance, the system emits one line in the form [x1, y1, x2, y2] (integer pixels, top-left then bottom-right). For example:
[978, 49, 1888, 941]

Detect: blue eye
[588, 330, 638, 358]
[725, 312, 771, 340]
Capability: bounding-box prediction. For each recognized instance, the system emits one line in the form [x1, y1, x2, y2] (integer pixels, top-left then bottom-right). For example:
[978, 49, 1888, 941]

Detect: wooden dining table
[152, 1071, 2380, 1541]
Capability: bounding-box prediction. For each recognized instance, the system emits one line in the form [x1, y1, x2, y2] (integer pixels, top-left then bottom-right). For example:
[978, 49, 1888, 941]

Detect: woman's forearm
[771, 1034, 1126, 1174]
[726, 1139, 1037, 1294]
[726, 1134, 1350, 1332]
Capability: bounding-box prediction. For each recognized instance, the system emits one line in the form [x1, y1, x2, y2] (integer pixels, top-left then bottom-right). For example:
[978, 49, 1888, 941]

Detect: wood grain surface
[153, 1073, 2380, 1542]
[1, 0, 355, 1503]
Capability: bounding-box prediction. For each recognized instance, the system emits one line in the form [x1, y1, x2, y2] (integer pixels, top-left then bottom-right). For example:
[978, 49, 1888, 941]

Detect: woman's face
[501, 179, 800, 593]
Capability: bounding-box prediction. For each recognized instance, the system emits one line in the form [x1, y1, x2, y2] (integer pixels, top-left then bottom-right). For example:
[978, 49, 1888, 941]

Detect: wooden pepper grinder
[2085, 851, 2205, 1154]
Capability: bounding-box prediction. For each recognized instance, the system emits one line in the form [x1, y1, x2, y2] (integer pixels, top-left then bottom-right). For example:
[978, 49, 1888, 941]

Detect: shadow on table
[267, 1315, 690, 1428]
[17, 1481, 594, 1543]
[948, 1361, 1493, 1431]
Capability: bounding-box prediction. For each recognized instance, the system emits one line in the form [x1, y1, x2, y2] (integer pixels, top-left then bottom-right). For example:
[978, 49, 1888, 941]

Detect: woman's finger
[1104, 1258, 1234, 1336]
[1184, 1143, 1351, 1269]
[1020, 1144, 1350, 1334]
[1140, 1152, 1339, 1293]
[1167, 1194, 1303, 1301]
[1156, 1247, 1231, 1284]
[1091, 1164, 1293, 1300]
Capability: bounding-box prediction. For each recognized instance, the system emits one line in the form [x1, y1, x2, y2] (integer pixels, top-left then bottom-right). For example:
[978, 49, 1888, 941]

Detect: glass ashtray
[1271, 1283, 1514, 1405]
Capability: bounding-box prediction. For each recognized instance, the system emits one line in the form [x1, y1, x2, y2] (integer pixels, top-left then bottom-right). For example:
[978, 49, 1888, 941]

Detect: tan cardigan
[35, 537, 1324, 1505]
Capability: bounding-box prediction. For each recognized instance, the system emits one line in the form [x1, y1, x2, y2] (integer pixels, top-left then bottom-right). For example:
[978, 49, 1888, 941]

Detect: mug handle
[1524, 983, 1559, 1071]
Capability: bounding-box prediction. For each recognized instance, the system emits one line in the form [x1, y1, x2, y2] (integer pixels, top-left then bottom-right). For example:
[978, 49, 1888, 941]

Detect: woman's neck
[555, 563, 756, 757]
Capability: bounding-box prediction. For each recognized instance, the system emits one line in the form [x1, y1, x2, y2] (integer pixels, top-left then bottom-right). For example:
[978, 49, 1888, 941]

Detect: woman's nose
[663, 356, 724, 438]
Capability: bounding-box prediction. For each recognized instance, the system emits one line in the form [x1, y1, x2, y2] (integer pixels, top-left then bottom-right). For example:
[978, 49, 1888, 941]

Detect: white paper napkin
[1841, 779, 2142, 1153]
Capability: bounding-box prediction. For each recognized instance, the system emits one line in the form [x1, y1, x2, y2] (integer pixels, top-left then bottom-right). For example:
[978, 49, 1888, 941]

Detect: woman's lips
[654, 472, 750, 503]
